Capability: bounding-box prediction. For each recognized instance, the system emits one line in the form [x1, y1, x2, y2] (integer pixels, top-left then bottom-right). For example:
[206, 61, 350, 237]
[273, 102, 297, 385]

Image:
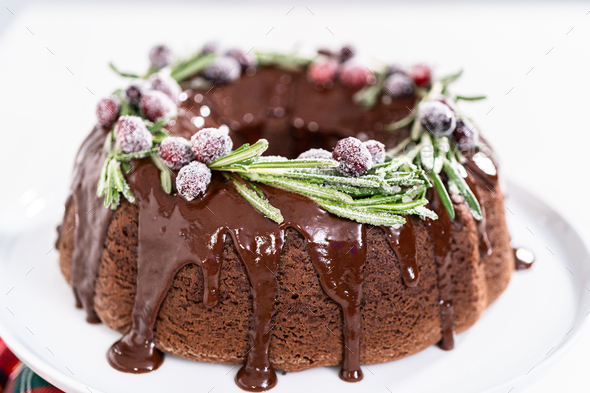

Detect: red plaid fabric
[0, 339, 64, 393]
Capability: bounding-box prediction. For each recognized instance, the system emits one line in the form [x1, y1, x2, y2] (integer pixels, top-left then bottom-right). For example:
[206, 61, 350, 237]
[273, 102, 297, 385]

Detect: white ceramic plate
[0, 182, 588, 393]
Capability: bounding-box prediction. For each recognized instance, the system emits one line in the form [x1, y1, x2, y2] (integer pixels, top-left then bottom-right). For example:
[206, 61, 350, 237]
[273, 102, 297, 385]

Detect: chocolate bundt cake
[55, 44, 528, 391]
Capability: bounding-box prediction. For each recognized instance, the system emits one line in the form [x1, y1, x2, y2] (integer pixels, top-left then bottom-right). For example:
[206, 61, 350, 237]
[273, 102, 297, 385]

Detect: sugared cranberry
[201, 41, 219, 55]
[191, 127, 233, 164]
[418, 101, 457, 136]
[96, 96, 120, 127]
[452, 118, 478, 151]
[149, 72, 182, 104]
[363, 140, 385, 164]
[202, 56, 241, 84]
[384, 73, 414, 98]
[176, 161, 212, 201]
[158, 137, 194, 170]
[430, 94, 457, 113]
[114, 116, 152, 153]
[308, 58, 339, 85]
[149, 44, 173, 70]
[339, 62, 372, 89]
[332, 137, 373, 177]
[410, 64, 432, 87]
[140, 90, 178, 122]
[339, 45, 355, 63]
[225, 48, 256, 71]
[297, 148, 333, 160]
[385, 63, 407, 76]
[125, 80, 149, 108]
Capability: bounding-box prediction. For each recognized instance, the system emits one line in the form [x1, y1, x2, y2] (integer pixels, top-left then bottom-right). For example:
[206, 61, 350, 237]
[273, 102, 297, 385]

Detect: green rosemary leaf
[420, 133, 434, 171]
[208, 139, 269, 168]
[406, 206, 438, 220]
[438, 69, 463, 87]
[231, 177, 284, 224]
[170, 53, 217, 82]
[116, 147, 159, 161]
[249, 174, 353, 204]
[364, 198, 429, 212]
[121, 160, 131, 174]
[350, 188, 426, 206]
[455, 94, 486, 101]
[109, 62, 141, 79]
[106, 167, 120, 210]
[103, 131, 114, 154]
[322, 184, 385, 197]
[410, 114, 423, 141]
[427, 170, 455, 219]
[151, 154, 172, 194]
[385, 114, 415, 131]
[245, 158, 339, 170]
[246, 181, 266, 199]
[442, 159, 482, 220]
[152, 132, 169, 144]
[146, 116, 173, 133]
[353, 81, 383, 109]
[314, 200, 406, 226]
[110, 159, 135, 203]
[96, 157, 111, 197]
[255, 52, 312, 71]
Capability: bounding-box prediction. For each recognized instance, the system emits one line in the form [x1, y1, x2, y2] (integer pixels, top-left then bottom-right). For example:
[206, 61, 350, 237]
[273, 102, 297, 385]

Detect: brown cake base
[57, 179, 513, 372]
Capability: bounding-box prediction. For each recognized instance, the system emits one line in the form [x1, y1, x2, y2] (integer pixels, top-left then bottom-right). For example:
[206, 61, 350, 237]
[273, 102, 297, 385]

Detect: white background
[0, 1, 589, 392]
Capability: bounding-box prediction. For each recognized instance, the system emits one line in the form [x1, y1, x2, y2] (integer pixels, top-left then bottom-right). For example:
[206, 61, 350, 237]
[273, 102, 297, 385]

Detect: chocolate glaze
[382, 218, 420, 287]
[513, 247, 535, 270]
[62, 64, 510, 391]
[425, 190, 455, 350]
[68, 127, 114, 323]
[464, 175, 492, 256]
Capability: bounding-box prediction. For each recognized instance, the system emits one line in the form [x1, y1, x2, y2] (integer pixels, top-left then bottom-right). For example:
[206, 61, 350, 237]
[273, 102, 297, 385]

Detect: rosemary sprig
[170, 53, 217, 82]
[255, 51, 312, 71]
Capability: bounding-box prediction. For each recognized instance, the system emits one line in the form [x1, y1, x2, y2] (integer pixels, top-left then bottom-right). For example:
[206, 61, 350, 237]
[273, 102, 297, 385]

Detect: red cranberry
[339, 62, 372, 89]
[332, 137, 373, 177]
[384, 73, 414, 98]
[140, 90, 178, 122]
[202, 56, 241, 84]
[176, 161, 212, 201]
[297, 148, 333, 160]
[225, 48, 256, 71]
[191, 127, 233, 164]
[308, 58, 339, 85]
[125, 80, 149, 108]
[96, 96, 120, 127]
[418, 101, 456, 136]
[149, 44, 172, 69]
[452, 119, 478, 151]
[114, 116, 152, 153]
[410, 64, 432, 87]
[363, 140, 385, 164]
[158, 137, 194, 170]
[149, 72, 182, 105]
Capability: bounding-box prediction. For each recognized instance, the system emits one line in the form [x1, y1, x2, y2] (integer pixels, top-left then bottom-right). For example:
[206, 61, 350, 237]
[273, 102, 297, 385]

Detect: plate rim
[1, 180, 589, 393]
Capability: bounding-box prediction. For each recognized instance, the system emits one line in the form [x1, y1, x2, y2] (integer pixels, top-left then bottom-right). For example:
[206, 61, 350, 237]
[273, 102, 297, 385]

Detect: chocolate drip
[425, 190, 455, 350]
[381, 218, 420, 287]
[263, 186, 367, 383]
[513, 247, 535, 270]
[464, 175, 492, 256]
[69, 127, 114, 323]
